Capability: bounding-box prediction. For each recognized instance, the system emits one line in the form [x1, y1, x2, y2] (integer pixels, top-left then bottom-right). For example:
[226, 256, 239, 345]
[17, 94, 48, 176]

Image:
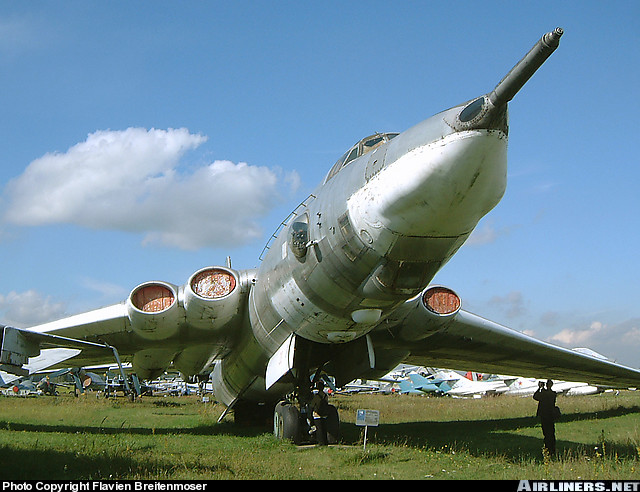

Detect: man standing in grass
[533, 379, 558, 457]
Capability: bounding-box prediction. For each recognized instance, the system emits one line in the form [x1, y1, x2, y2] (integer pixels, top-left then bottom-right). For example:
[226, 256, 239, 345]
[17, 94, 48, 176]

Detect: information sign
[356, 409, 380, 427]
[356, 409, 380, 451]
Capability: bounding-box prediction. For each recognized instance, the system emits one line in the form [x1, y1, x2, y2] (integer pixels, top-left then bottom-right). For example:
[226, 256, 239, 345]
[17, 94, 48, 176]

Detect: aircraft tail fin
[408, 373, 431, 386]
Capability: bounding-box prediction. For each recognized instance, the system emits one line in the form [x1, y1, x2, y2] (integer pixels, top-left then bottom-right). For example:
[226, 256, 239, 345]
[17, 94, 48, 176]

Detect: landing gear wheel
[274, 401, 302, 444]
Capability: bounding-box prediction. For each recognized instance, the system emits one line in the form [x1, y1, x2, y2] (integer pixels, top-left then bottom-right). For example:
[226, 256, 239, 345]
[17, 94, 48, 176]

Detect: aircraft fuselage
[212, 102, 509, 405]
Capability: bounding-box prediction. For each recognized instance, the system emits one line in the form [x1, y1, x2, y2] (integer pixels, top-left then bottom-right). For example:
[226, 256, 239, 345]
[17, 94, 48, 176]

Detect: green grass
[0, 390, 639, 480]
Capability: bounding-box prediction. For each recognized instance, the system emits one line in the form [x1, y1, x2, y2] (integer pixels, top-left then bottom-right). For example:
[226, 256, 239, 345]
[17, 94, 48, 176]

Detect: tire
[274, 401, 302, 444]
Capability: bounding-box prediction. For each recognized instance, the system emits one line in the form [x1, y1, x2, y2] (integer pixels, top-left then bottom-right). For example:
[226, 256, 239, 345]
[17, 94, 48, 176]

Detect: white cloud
[79, 277, 128, 300]
[467, 222, 498, 245]
[467, 220, 518, 246]
[2, 128, 299, 250]
[548, 319, 640, 367]
[549, 320, 605, 346]
[0, 290, 67, 327]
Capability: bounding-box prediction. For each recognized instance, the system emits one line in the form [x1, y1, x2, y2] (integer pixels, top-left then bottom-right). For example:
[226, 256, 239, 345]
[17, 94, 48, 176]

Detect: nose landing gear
[273, 375, 340, 445]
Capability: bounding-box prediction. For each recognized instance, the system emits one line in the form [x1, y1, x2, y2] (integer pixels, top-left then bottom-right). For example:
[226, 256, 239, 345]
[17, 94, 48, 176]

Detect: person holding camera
[533, 379, 558, 456]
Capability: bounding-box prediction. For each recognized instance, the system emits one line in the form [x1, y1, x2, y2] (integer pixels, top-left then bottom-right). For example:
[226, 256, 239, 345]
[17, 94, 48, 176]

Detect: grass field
[0, 390, 639, 480]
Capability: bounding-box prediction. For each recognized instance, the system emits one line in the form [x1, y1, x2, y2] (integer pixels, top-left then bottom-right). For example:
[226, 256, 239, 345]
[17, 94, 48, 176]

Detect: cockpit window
[363, 136, 384, 149]
[344, 146, 359, 167]
[325, 132, 399, 183]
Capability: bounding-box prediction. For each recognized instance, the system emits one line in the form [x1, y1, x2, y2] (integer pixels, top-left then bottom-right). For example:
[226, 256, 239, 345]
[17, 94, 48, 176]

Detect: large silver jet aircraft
[2, 28, 640, 444]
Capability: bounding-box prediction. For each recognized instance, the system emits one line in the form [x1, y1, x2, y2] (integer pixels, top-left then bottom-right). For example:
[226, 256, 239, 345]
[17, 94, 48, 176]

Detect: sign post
[356, 409, 379, 451]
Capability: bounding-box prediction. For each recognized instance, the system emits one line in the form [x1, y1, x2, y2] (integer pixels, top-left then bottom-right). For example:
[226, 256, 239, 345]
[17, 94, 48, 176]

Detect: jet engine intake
[422, 286, 461, 316]
[126, 281, 182, 340]
[397, 285, 461, 341]
[183, 266, 242, 331]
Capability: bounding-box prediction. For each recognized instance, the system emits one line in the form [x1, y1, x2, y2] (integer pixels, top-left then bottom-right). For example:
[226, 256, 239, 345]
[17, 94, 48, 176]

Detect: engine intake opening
[191, 268, 237, 299]
[423, 286, 461, 315]
[131, 284, 175, 313]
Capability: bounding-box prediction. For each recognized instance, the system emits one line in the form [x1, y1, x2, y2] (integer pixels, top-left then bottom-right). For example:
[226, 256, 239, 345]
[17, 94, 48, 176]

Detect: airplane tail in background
[407, 373, 451, 394]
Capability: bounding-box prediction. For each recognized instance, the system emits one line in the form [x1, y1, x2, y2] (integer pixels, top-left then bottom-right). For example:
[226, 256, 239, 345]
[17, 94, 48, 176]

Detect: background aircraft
[415, 371, 508, 398]
[397, 374, 451, 396]
[2, 28, 640, 446]
[0, 379, 39, 397]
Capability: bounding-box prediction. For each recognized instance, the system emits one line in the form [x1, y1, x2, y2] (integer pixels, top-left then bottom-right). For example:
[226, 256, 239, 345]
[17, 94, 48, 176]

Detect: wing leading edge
[370, 288, 640, 389]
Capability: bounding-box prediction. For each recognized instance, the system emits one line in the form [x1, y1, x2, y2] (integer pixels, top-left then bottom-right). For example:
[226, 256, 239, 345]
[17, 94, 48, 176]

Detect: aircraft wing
[1, 266, 248, 381]
[1, 304, 129, 376]
[372, 294, 640, 389]
[0, 348, 81, 385]
[27, 303, 128, 341]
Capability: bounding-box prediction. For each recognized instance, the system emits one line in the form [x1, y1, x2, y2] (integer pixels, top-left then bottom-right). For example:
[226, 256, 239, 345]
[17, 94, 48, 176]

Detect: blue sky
[1, 2, 639, 369]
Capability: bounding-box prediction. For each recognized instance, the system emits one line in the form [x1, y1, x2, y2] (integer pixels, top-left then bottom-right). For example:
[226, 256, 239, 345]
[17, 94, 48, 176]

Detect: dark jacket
[533, 387, 557, 419]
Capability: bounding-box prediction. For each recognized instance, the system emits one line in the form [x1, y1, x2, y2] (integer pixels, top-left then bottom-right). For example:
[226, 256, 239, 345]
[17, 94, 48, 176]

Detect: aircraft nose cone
[349, 128, 508, 239]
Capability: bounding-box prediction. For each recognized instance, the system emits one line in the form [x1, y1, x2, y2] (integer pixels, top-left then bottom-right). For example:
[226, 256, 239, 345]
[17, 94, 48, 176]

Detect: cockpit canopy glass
[325, 132, 399, 183]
